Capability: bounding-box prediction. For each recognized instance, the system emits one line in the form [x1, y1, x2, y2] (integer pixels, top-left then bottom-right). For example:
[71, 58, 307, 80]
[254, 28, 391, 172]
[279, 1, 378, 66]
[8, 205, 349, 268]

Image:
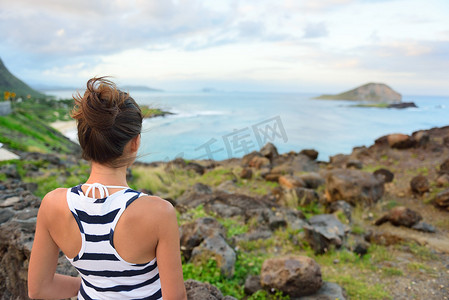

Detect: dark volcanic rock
[260, 255, 322, 297]
[434, 189, 449, 210]
[387, 102, 417, 109]
[352, 240, 370, 257]
[191, 235, 236, 277]
[304, 214, 347, 254]
[374, 206, 422, 228]
[410, 175, 430, 195]
[412, 222, 436, 233]
[295, 187, 320, 207]
[279, 175, 305, 189]
[373, 168, 394, 183]
[244, 275, 262, 295]
[387, 134, 416, 149]
[239, 167, 253, 179]
[298, 281, 347, 300]
[439, 158, 449, 175]
[327, 200, 353, 223]
[185, 279, 232, 300]
[297, 172, 325, 189]
[299, 149, 319, 160]
[325, 169, 384, 206]
[260, 142, 279, 161]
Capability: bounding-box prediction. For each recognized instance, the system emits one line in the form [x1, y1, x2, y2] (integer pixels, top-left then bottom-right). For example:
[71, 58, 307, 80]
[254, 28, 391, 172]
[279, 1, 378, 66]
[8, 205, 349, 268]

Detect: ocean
[47, 90, 449, 163]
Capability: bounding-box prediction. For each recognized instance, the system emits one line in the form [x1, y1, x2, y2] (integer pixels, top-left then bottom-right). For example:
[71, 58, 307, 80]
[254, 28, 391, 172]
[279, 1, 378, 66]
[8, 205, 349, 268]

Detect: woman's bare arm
[154, 199, 187, 300]
[28, 190, 81, 299]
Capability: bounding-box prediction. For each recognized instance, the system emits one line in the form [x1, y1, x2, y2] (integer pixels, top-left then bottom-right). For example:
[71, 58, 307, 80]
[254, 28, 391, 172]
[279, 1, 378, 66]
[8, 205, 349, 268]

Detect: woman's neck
[85, 162, 129, 187]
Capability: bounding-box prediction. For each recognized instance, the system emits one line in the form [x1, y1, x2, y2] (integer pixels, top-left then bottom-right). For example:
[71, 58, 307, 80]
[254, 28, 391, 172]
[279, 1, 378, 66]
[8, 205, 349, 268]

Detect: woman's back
[65, 184, 161, 299]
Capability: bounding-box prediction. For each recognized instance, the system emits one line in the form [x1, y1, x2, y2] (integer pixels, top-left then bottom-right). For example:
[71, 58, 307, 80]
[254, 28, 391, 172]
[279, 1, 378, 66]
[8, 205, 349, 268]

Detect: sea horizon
[47, 89, 449, 163]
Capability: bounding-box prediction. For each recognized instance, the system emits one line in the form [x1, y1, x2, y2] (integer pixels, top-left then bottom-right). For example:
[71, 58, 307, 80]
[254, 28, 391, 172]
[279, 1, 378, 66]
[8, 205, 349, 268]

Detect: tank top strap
[82, 183, 129, 199]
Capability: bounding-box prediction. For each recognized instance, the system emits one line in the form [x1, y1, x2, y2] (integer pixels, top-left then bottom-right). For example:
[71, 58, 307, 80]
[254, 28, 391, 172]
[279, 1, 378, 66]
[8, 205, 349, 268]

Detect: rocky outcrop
[260, 255, 322, 297]
[325, 169, 384, 206]
[180, 217, 226, 260]
[374, 206, 422, 228]
[434, 189, 449, 211]
[315, 83, 402, 103]
[388, 102, 417, 109]
[190, 235, 236, 277]
[303, 214, 347, 254]
[410, 175, 430, 195]
[185, 279, 237, 300]
[298, 281, 347, 300]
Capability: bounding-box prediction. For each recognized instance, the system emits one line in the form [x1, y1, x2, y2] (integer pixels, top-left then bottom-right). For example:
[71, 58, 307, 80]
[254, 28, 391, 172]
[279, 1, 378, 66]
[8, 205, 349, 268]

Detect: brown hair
[71, 77, 143, 167]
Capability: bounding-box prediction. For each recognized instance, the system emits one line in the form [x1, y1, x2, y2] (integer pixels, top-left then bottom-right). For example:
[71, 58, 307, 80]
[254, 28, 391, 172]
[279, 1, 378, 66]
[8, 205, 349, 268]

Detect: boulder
[373, 168, 394, 183]
[303, 214, 347, 254]
[298, 281, 347, 300]
[434, 189, 449, 210]
[248, 156, 271, 169]
[410, 175, 430, 195]
[244, 275, 262, 295]
[185, 162, 206, 175]
[180, 217, 226, 260]
[346, 160, 362, 169]
[260, 255, 322, 297]
[240, 167, 253, 179]
[299, 149, 319, 161]
[327, 200, 353, 223]
[436, 174, 449, 187]
[411, 130, 430, 148]
[412, 222, 436, 233]
[241, 151, 263, 167]
[263, 172, 282, 182]
[297, 172, 325, 189]
[352, 240, 370, 257]
[190, 235, 236, 277]
[260, 143, 279, 161]
[185, 279, 229, 300]
[440, 158, 449, 174]
[279, 175, 305, 189]
[294, 188, 320, 207]
[374, 206, 422, 228]
[386, 133, 416, 149]
[272, 155, 319, 174]
[177, 183, 212, 206]
[329, 154, 351, 168]
[325, 169, 384, 206]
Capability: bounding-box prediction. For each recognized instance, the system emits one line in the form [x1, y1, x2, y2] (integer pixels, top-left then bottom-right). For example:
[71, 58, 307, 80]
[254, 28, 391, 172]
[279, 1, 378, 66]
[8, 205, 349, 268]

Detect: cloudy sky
[1, 0, 448, 95]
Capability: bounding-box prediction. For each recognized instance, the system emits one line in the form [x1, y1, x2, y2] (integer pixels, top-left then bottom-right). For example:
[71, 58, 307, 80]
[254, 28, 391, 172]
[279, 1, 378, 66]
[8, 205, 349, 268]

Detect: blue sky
[1, 0, 448, 95]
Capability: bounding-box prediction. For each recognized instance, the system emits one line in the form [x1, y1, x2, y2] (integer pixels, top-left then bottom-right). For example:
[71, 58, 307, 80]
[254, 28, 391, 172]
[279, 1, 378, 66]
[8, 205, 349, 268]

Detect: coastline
[50, 120, 78, 143]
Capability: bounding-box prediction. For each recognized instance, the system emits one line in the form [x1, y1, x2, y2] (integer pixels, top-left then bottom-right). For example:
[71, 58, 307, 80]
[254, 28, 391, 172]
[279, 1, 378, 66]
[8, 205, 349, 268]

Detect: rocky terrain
[1, 125, 449, 299]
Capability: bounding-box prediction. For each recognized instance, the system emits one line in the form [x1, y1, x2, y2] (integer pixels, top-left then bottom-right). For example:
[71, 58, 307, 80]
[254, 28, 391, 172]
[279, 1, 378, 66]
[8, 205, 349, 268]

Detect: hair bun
[82, 91, 119, 130]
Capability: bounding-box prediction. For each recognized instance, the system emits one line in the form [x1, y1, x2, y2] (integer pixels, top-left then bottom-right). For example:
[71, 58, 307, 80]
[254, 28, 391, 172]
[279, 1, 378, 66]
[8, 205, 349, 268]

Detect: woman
[28, 77, 186, 299]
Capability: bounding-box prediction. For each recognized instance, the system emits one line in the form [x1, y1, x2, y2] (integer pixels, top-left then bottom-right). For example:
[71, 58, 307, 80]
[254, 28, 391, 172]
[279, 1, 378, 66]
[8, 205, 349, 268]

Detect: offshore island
[1, 59, 449, 299]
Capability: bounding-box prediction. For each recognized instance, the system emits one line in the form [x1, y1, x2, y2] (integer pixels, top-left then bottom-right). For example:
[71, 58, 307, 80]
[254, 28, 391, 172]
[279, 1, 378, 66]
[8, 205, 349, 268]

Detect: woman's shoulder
[127, 194, 176, 222]
[39, 188, 70, 213]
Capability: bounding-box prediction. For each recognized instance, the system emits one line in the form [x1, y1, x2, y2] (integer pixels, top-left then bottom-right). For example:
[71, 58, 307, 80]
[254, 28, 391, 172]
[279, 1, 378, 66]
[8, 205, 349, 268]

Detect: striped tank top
[66, 183, 162, 299]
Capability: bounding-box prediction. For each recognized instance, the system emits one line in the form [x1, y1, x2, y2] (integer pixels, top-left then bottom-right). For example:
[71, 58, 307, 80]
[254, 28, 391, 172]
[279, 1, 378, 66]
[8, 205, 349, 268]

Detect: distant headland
[314, 82, 402, 103]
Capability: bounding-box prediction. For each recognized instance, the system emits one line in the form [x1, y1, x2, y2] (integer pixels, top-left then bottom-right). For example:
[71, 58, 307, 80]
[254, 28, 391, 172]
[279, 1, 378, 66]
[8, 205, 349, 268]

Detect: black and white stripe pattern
[66, 185, 161, 299]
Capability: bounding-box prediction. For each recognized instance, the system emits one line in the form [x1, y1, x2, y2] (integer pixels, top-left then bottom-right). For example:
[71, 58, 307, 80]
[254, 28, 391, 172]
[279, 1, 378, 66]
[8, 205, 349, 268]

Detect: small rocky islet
[2, 124, 449, 299]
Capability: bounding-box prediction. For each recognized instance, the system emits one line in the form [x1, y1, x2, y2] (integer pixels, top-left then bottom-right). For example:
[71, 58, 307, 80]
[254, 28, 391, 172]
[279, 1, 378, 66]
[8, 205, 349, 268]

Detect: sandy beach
[50, 120, 78, 142]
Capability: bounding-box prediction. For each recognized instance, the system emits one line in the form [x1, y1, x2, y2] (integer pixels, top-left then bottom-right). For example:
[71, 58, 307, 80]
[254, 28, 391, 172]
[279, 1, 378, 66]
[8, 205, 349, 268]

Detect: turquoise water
[48, 90, 449, 162]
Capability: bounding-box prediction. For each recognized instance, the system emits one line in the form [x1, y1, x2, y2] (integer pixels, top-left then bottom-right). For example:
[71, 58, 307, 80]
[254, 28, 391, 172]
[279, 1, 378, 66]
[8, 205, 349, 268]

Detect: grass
[0, 104, 76, 153]
[407, 262, 438, 276]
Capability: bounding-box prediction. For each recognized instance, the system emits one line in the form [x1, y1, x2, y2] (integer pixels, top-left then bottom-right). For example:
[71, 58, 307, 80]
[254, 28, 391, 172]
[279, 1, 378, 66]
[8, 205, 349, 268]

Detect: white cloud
[0, 0, 448, 95]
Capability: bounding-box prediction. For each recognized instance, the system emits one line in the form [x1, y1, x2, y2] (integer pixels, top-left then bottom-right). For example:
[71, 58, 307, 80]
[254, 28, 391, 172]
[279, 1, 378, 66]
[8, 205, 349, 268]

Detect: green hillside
[0, 58, 45, 99]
